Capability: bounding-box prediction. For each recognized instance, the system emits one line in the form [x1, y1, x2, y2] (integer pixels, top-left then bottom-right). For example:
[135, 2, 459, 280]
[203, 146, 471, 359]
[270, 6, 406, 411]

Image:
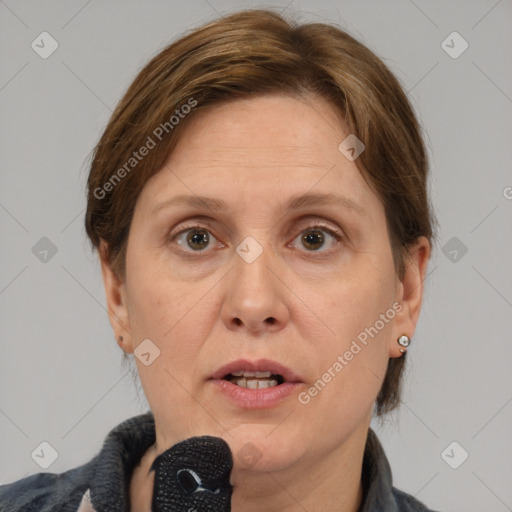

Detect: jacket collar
[76, 489, 96, 512]
[83, 412, 398, 512]
[359, 428, 398, 511]
[87, 412, 155, 511]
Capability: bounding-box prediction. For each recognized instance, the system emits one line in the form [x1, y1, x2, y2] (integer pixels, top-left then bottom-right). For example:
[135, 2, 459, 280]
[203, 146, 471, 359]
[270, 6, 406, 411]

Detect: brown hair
[85, 9, 436, 416]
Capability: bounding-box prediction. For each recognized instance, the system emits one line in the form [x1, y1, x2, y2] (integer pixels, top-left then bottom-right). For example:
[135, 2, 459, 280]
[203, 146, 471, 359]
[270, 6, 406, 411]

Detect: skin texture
[100, 93, 430, 512]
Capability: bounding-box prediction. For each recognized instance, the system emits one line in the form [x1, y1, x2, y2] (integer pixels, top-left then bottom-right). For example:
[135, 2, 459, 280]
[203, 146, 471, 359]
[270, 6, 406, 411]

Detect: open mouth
[223, 371, 286, 389]
[213, 359, 301, 408]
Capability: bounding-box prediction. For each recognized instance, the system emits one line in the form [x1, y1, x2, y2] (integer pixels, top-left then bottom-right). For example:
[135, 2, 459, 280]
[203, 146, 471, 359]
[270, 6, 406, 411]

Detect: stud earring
[117, 335, 126, 352]
[397, 334, 410, 354]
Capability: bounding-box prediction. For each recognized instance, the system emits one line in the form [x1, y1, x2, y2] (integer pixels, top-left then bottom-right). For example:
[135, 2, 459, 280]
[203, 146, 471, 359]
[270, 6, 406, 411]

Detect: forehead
[138, 94, 380, 217]
[170, 93, 347, 166]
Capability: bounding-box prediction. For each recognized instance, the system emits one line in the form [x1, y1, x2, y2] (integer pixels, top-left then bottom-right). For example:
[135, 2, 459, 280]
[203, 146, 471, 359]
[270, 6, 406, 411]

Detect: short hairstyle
[85, 9, 436, 416]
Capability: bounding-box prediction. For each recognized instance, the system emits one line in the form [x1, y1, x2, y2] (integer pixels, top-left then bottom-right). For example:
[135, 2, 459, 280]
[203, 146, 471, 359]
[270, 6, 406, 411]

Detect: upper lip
[211, 358, 303, 383]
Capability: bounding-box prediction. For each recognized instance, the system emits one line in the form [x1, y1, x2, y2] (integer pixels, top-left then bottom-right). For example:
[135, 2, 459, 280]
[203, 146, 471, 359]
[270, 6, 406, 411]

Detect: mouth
[223, 371, 285, 389]
[210, 359, 302, 409]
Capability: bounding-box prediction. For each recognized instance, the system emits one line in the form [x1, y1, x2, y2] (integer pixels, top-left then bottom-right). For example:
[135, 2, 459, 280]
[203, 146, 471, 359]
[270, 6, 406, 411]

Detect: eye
[290, 223, 343, 252]
[170, 221, 343, 255]
[172, 224, 221, 252]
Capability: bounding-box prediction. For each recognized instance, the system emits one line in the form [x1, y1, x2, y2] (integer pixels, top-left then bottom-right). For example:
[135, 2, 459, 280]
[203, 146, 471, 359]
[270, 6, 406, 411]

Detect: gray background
[1, 1, 511, 511]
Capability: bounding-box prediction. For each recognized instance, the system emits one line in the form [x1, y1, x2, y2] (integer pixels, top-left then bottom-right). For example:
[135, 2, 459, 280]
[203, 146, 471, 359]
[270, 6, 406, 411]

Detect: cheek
[126, 260, 219, 382]
[314, 255, 397, 341]
[126, 253, 194, 337]
[298, 306, 394, 449]
[126, 267, 218, 433]
[300, 257, 397, 407]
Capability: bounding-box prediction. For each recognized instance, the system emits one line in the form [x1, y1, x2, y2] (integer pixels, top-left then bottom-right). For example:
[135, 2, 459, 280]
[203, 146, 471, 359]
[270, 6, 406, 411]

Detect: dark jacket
[0, 412, 439, 511]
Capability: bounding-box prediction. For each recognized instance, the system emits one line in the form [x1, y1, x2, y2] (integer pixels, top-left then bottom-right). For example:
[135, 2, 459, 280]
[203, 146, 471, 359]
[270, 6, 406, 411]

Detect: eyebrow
[150, 192, 364, 216]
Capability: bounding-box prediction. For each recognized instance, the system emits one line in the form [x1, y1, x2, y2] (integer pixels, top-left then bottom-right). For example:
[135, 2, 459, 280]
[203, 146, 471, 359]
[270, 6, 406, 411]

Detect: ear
[389, 236, 431, 358]
[99, 240, 134, 354]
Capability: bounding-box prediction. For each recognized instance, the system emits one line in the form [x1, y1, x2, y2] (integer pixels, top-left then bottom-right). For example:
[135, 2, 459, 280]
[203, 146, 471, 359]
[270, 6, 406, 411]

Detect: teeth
[257, 379, 278, 389]
[225, 371, 283, 388]
[235, 378, 279, 389]
[247, 379, 258, 389]
[230, 371, 272, 378]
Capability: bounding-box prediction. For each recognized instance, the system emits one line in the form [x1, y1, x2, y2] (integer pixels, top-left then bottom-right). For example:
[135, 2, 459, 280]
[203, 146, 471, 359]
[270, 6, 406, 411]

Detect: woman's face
[102, 93, 429, 477]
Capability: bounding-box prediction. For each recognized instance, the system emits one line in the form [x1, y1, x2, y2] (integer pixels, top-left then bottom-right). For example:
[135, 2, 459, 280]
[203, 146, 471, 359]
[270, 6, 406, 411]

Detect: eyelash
[169, 220, 344, 256]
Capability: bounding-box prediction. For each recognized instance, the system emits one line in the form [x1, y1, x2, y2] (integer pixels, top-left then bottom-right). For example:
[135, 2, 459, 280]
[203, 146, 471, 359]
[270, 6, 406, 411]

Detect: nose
[220, 239, 290, 335]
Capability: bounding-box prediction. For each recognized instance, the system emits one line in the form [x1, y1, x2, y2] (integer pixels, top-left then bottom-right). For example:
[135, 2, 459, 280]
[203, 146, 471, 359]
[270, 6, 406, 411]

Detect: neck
[130, 424, 369, 512]
[230, 425, 367, 512]
[129, 444, 156, 512]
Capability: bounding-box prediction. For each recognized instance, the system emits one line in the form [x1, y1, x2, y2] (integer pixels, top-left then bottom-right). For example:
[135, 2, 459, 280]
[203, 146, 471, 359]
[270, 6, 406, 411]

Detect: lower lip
[211, 379, 301, 409]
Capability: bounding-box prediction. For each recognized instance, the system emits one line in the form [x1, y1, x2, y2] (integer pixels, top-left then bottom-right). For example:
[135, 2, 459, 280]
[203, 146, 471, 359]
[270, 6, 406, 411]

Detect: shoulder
[0, 465, 91, 512]
[392, 486, 441, 512]
[0, 411, 155, 512]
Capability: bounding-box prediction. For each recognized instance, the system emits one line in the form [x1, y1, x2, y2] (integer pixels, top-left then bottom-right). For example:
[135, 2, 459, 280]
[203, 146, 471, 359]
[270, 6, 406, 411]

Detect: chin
[222, 423, 307, 476]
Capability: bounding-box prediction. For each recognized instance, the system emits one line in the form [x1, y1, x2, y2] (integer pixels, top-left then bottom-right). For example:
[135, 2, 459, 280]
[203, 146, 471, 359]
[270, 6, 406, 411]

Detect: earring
[117, 335, 126, 352]
[397, 334, 410, 354]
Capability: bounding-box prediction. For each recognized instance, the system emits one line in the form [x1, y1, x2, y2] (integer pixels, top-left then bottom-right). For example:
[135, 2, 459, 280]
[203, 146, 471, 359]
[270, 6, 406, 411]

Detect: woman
[0, 8, 438, 512]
